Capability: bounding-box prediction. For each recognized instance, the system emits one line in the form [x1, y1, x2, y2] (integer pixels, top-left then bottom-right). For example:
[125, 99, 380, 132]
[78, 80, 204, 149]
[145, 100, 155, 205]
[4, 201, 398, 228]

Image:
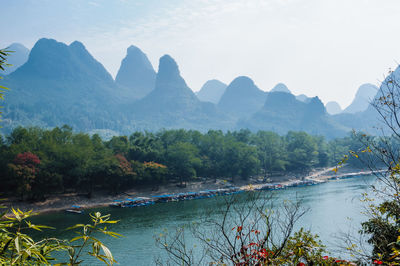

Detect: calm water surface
[31, 175, 377, 265]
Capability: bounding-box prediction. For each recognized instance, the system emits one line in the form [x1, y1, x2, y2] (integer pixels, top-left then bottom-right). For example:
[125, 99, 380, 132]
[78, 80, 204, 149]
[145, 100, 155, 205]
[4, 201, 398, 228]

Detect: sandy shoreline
[241, 167, 382, 191]
[2, 166, 381, 216]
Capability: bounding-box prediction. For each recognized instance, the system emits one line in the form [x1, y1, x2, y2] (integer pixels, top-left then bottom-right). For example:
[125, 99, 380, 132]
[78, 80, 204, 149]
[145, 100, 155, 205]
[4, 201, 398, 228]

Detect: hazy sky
[2, 0, 400, 108]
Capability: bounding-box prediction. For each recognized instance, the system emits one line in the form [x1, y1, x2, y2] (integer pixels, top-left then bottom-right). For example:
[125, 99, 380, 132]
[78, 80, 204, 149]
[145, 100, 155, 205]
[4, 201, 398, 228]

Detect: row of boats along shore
[110, 187, 244, 208]
[63, 171, 377, 212]
[108, 178, 329, 208]
[108, 170, 378, 209]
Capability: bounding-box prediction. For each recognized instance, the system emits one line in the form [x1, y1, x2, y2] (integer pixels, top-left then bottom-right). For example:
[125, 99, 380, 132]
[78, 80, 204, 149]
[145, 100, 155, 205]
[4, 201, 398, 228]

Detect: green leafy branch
[0, 48, 11, 124]
[59, 212, 122, 266]
[0, 206, 122, 265]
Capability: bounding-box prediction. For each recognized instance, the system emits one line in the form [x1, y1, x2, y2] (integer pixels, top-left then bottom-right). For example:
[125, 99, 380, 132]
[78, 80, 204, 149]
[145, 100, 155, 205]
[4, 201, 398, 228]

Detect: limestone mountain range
[1, 38, 389, 138]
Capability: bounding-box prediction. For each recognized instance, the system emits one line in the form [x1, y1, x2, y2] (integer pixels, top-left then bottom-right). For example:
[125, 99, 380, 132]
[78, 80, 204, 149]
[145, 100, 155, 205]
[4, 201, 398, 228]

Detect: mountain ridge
[1, 43, 30, 75]
[325, 101, 342, 115]
[239, 91, 348, 138]
[343, 83, 378, 114]
[196, 79, 227, 103]
[115, 45, 156, 99]
[218, 76, 267, 119]
[0, 37, 379, 138]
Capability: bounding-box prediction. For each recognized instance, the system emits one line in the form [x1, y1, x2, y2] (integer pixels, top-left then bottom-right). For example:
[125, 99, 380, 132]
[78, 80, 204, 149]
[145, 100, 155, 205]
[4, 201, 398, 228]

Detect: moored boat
[65, 205, 84, 214]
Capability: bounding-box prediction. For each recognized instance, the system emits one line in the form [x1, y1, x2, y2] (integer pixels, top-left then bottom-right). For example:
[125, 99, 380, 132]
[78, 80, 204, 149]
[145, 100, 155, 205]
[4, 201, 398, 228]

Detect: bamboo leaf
[70, 236, 83, 242]
[101, 244, 114, 265]
[65, 224, 85, 230]
[15, 236, 20, 253]
[102, 220, 119, 224]
[11, 208, 21, 221]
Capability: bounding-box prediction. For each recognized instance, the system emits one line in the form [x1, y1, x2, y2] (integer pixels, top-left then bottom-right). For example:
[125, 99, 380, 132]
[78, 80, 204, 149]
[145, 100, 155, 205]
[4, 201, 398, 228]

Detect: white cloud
[88, 1, 100, 7]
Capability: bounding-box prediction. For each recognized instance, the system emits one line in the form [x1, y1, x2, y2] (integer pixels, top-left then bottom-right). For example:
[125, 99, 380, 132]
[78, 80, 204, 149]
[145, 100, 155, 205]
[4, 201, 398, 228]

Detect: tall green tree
[166, 142, 201, 185]
[252, 131, 287, 177]
[286, 131, 318, 171]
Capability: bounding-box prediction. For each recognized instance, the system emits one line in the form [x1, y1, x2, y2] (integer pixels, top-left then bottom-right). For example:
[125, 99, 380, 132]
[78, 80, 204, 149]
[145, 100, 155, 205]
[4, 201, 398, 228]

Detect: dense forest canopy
[0, 126, 370, 201]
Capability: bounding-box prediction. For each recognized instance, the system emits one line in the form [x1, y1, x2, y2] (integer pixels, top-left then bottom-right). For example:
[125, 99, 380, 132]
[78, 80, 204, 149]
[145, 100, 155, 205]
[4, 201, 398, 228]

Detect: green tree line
[0, 126, 367, 201]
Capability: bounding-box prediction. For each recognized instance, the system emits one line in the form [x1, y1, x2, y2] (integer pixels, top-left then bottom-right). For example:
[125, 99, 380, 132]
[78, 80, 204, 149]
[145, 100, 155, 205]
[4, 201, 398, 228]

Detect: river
[31, 175, 377, 265]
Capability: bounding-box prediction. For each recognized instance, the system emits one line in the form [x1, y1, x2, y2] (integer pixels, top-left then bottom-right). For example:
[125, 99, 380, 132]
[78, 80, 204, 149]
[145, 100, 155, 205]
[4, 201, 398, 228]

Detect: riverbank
[3, 166, 380, 215]
[242, 167, 383, 191]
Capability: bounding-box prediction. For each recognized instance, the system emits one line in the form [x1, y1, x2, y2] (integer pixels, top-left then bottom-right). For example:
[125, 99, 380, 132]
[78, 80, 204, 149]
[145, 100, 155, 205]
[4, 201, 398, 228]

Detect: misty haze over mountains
[342, 83, 378, 114]
[196, 80, 227, 104]
[1, 43, 30, 75]
[1, 38, 392, 138]
[115, 45, 156, 100]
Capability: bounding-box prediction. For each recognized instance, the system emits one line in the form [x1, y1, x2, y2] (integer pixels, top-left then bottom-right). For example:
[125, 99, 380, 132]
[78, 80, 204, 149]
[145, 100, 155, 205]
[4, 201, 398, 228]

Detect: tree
[128, 131, 163, 163]
[156, 193, 353, 265]
[313, 135, 329, 167]
[105, 154, 136, 194]
[197, 130, 226, 181]
[286, 131, 318, 171]
[32, 164, 63, 200]
[252, 131, 287, 177]
[166, 142, 201, 186]
[328, 137, 351, 166]
[107, 136, 129, 154]
[232, 142, 260, 180]
[140, 161, 168, 184]
[340, 67, 400, 264]
[8, 152, 41, 200]
[78, 134, 111, 197]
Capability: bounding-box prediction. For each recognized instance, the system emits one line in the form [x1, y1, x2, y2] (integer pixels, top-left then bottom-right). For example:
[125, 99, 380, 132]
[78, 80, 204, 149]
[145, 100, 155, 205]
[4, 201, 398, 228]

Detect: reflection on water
[31, 175, 377, 265]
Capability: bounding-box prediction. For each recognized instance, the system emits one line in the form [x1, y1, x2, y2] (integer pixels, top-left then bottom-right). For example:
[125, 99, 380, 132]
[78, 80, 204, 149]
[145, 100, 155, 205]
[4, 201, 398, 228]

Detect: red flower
[373, 260, 383, 265]
[323, 256, 329, 260]
[14, 152, 40, 166]
[258, 251, 266, 258]
[237, 226, 243, 232]
[297, 263, 306, 266]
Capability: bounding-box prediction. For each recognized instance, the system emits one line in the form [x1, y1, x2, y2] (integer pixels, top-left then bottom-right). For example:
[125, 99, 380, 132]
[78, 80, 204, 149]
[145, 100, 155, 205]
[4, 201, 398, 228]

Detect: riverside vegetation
[0, 126, 368, 201]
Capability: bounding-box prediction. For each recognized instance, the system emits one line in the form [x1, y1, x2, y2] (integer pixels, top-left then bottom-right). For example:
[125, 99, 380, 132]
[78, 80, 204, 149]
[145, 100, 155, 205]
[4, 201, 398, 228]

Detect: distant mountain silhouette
[6, 38, 117, 99]
[1, 38, 374, 138]
[296, 94, 309, 102]
[240, 91, 347, 138]
[270, 83, 291, 93]
[131, 55, 229, 130]
[1, 43, 29, 75]
[196, 79, 227, 103]
[325, 101, 342, 115]
[137, 55, 200, 112]
[218, 76, 267, 118]
[115, 45, 156, 99]
[2, 38, 121, 132]
[343, 83, 377, 113]
[333, 71, 398, 134]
